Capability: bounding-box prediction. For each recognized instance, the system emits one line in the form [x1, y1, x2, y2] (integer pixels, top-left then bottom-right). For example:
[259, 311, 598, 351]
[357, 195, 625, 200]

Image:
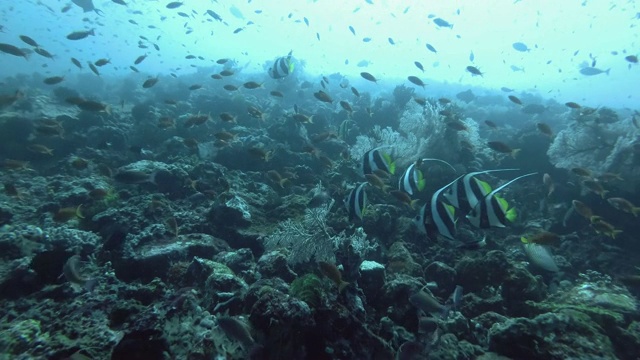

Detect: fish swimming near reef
[443, 169, 519, 214]
[398, 158, 456, 196]
[579, 67, 610, 76]
[268, 50, 294, 79]
[63, 255, 98, 291]
[415, 177, 459, 240]
[344, 182, 367, 222]
[361, 146, 395, 176]
[466, 172, 537, 228]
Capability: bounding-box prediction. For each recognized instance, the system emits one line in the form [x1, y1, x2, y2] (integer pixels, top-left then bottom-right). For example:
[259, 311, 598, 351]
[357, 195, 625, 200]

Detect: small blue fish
[433, 17, 453, 28]
[388, 37, 395, 45]
[362, 37, 372, 42]
[469, 51, 475, 62]
[512, 42, 530, 52]
[348, 25, 356, 35]
[426, 43, 437, 53]
[579, 67, 610, 76]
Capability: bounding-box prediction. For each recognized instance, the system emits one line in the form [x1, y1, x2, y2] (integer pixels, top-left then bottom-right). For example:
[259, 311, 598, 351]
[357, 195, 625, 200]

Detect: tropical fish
[134, 54, 147, 64]
[443, 169, 519, 214]
[536, 122, 553, 137]
[362, 147, 395, 176]
[590, 216, 623, 239]
[579, 67, 610, 76]
[522, 242, 559, 272]
[142, 77, 159, 88]
[318, 261, 349, 292]
[360, 72, 378, 83]
[344, 182, 367, 221]
[398, 158, 455, 196]
[414, 61, 424, 72]
[433, 18, 453, 28]
[0, 43, 28, 59]
[466, 66, 483, 76]
[43, 76, 64, 85]
[313, 90, 332, 103]
[415, 177, 459, 240]
[268, 51, 294, 79]
[66, 29, 95, 40]
[63, 255, 97, 291]
[166, 2, 183, 9]
[19, 35, 38, 47]
[216, 316, 255, 349]
[487, 141, 520, 158]
[466, 172, 537, 228]
[607, 197, 640, 216]
[582, 179, 608, 198]
[512, 42, 530, 52]
[407, 76, 426, 88]
[426, 43, 437, 53]
[409, 287, 446, 316]
[508, 95, 522, 105]
[565, 101, 581, 109]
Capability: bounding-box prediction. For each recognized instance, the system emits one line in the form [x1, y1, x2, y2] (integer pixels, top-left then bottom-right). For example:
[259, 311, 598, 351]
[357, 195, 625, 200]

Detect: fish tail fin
[506, 207, 517, 222]
[105, 105, 111, 115]
[600, 190, 609, 199]
[612, 229, 623, 239]
[75, 204, 84, 219]
[338, 281, 349, 293]
[410, 199, 419, 210]
[605, 68, 611, 75]
[511, 148, 521, 158]
[521, 236, 530, 244]
[632, 207, 640, 217]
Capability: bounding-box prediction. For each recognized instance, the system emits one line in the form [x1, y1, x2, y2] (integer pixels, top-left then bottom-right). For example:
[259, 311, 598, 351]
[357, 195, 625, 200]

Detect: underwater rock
[203, 260, 248, 310]
[215, 195, 253, 225]
[358, 260, 385, 300]
[215, 248, 255, 275]
[488, 310, 616, 359]
[256, 251, 297, 283]
[424, 261, 457, 295]
[455, 250, 512, 292]
[248, 287, 314, 358]
[386, 242, 421, 276]
[117, 233, 230, 283]
[111, 329, 171, 360]
[428, 333, 484, 360]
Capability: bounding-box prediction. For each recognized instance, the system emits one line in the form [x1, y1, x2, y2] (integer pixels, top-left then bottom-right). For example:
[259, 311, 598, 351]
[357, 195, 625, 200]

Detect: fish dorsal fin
[474, 178, 493, 195]
[420, 158, 457, 172]
[444, 203, 456, 218]
[483, 172, 537, 202]
[495, 195, 509, 212]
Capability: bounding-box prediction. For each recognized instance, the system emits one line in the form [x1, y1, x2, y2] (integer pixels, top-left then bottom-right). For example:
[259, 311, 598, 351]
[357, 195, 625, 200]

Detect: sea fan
[522, 243, 559, 272]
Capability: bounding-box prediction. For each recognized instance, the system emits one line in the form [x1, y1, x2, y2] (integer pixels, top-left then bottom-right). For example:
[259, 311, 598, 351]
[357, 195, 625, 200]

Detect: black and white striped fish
[467, 172, 536, 228]
[344, 182, 367, 221]
[268, 50, 294, 79]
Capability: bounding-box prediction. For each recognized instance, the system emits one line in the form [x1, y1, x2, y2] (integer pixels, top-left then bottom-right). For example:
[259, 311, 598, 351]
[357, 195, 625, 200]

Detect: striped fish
[268, 50, 294, 79]
[398, 158, 455, 196]
[466, 172, 537, 228]
[361, 146, 395, 176]
[414, 177, 460, 240]
[344, 182, 367, 221]
[443, 169, 519, 214]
